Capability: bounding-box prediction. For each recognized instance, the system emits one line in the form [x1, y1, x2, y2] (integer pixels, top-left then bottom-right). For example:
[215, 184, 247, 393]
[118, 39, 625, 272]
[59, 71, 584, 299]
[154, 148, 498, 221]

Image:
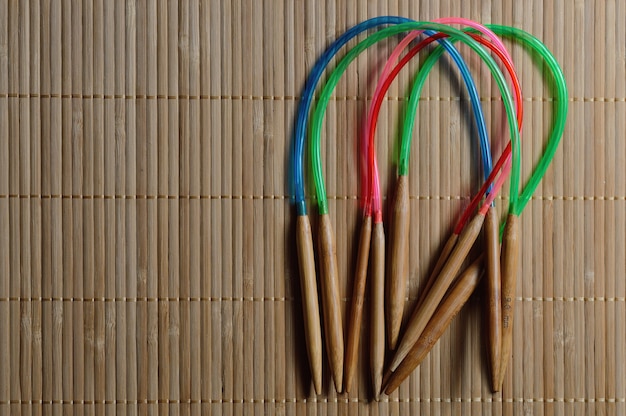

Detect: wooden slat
[0, 1, 9, 414]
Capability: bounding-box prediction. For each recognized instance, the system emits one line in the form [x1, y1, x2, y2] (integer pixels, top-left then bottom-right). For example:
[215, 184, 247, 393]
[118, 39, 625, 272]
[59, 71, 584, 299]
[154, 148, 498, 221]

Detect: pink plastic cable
[363, 18, 521, 224]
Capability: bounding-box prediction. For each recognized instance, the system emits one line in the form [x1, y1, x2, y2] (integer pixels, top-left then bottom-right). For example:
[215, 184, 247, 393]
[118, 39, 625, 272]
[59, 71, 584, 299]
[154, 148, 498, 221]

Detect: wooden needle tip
[334, 377, 343, 394]
[313, 377, 322, 395]
[381, 368, 393, 394]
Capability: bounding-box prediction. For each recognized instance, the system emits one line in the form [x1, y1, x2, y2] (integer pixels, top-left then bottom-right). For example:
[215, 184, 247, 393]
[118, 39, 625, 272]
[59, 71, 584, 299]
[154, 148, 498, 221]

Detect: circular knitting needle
[360, 22, 510, 394]
[291, 16, 417, 393]
[364, 22, 522, 370]
[378, 27, 493, 352]
[387, 24, 567, 391]
[387, 25, 522, 373]
[484, 25, 567, 392]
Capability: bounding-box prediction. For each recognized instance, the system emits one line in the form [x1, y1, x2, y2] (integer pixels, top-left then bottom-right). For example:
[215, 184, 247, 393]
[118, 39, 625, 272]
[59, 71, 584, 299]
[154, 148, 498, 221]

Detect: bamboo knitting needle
[370, 221, 385, 398]
[383, 255, 484, 394]
[318, 213, 344, 393]
[386, 174, 410, 350]
[497, 213, 519, 390]
[484, 206, 502, 392]
[295, 215, 323, 394]
[344, 215, 372, 393]
[389, 212, 484, 372]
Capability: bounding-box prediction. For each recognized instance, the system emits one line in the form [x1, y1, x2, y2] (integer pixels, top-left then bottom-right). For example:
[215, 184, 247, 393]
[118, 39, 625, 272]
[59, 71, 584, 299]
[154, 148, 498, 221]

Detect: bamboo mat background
[0, 0, 625, 415]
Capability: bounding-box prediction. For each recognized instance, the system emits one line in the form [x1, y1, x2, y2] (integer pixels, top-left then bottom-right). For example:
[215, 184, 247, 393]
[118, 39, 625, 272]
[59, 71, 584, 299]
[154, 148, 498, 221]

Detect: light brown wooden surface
[415, 228, 458, 307]
[0, 1, 625, 414]
[390, 212, 484, 371]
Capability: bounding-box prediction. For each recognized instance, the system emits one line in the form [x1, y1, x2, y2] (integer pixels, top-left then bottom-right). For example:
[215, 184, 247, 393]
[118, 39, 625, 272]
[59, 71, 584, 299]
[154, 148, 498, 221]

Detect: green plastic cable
[402, 25, 567, 218]
[483, 25, 568, 216]
[310, 22, 518, 215]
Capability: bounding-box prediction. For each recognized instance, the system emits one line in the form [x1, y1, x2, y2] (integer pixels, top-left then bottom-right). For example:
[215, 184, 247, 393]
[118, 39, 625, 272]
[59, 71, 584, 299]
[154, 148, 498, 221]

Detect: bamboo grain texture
[344, 214, 372, 394]
[386, 174, 410, 350]
[295, 215, 323, 394]
[317, 213, 344, 393]
[484, 206, 502, 392]
[0, 1, 624, 414]
[370, 221, 386, 399]
[498, 213, 520, 391]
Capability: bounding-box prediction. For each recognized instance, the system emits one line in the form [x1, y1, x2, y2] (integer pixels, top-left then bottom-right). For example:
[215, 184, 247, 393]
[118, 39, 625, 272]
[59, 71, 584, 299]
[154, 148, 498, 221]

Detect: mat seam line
[0, 93, 624, 102]
[1, 195, 625, 201]
[1, 398, 624, 405]
[1, 297, 624, 302]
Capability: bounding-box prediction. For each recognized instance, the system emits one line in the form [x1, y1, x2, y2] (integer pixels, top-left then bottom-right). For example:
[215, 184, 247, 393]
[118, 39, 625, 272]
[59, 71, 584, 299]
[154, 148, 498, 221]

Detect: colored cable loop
[385, 25, 567, 393]
[364, 23, 524, 369]
[361, 17, 515, 222]
[291, 17, 415, 394]
[293, 16, 498, 393]
[364, 21, 524, 224]
[316, 19, 523, 393]
[292, 16, 413, 217]
[289, 17, 566, 396]
[309, 22, 520, 216]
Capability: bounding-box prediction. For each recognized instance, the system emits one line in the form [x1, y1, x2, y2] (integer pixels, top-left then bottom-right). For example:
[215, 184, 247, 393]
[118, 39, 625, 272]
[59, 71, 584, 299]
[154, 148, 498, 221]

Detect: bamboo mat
[0, 1, 624, 415]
